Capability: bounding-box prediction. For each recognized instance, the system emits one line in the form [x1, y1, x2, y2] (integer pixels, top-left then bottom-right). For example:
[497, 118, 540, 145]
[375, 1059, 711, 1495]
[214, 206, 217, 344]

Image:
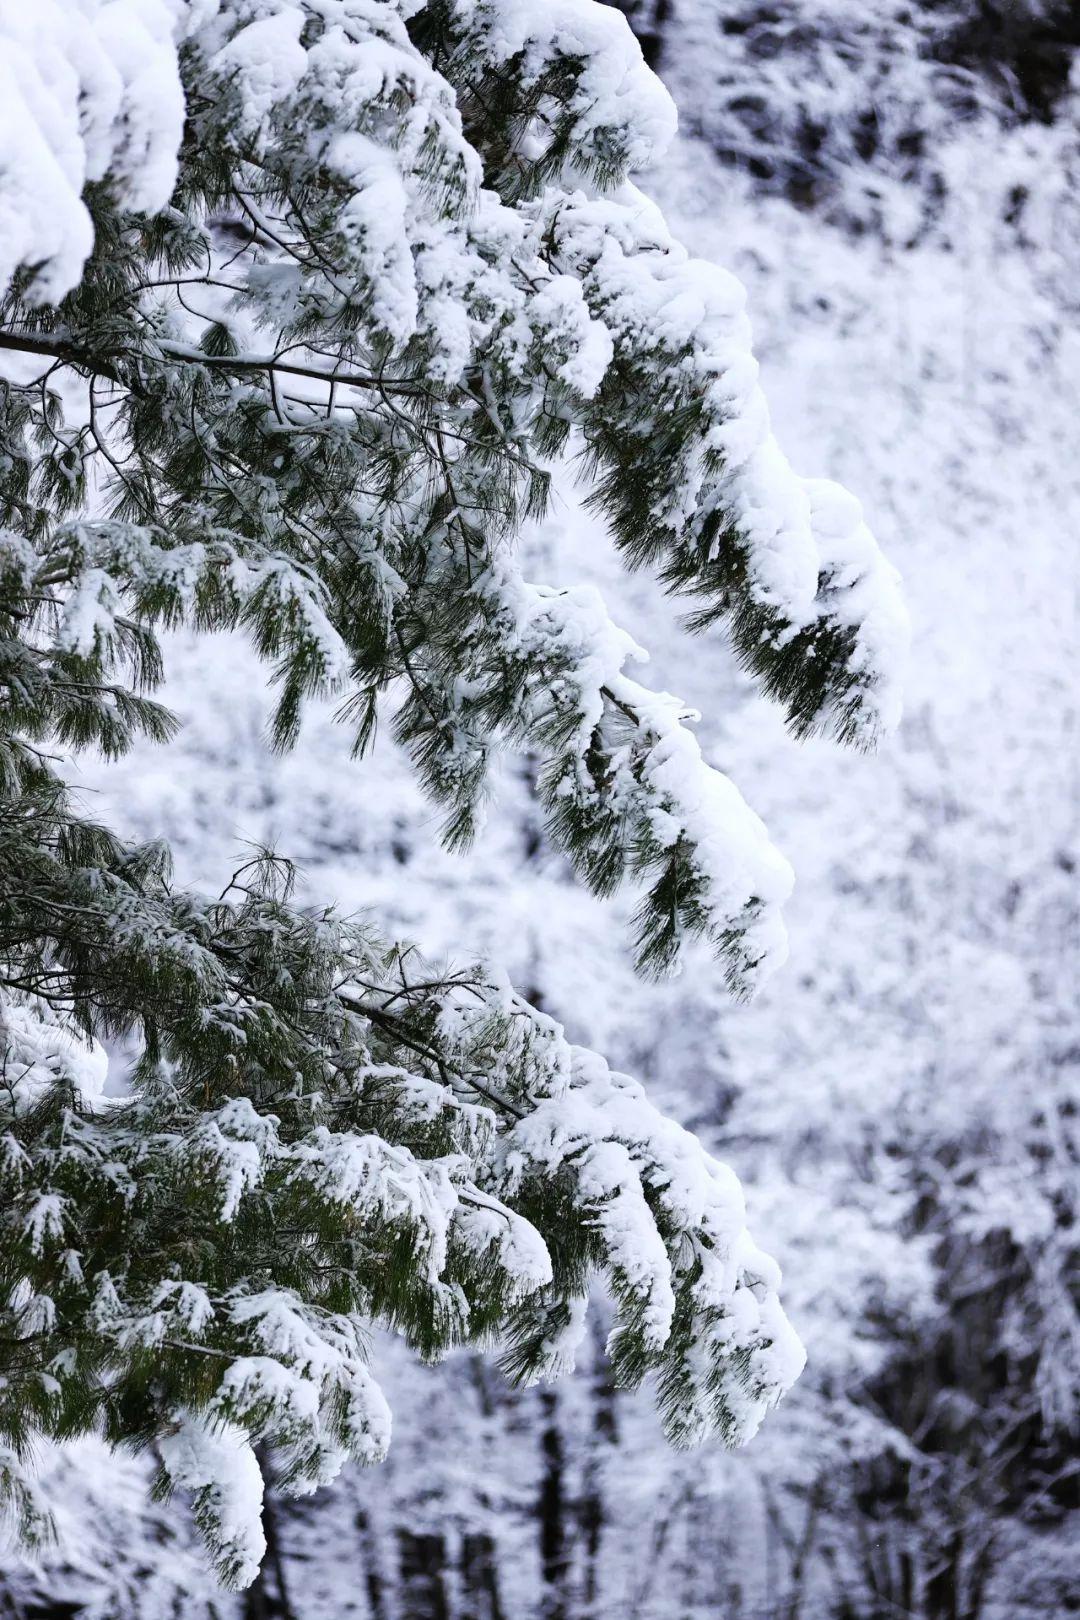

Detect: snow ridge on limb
[427, 0, 678, 187]
[438, 976, 808, 1447]
[0, 0, 185, 305]
[415, 554, 794, 986]
[158, 1414, 267, 1590]
[548, 183, 909, 746]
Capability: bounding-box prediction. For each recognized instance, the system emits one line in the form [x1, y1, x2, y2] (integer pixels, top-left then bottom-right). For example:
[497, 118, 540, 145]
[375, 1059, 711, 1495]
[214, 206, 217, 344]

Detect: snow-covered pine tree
[0, 0, 907, 1587]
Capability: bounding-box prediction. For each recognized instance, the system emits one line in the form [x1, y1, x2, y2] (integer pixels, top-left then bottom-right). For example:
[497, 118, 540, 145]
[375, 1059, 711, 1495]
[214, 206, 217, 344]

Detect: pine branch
[0, 328, 427, 398]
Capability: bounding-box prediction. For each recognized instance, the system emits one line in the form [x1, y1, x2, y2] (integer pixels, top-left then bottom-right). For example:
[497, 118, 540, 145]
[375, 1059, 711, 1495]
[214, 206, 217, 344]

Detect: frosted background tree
[0, 0, 911, 1594]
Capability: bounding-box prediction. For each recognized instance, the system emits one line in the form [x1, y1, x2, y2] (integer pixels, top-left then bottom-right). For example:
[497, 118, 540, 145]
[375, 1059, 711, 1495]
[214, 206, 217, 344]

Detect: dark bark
[461, 1532, 505, 1620]
[539, 1392, 568, 1620]
[354, 1508, 389, 1620]
[397, 1530, 450, 1620]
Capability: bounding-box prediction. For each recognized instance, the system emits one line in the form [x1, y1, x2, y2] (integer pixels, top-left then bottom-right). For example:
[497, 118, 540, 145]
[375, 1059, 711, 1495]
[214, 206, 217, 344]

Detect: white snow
[0, 0, 184, 303]
[0, 999, 109, 1111]
[159, 1412, 267, 1589]
[447, 0, 678, 172]
[550, 183, 911, 741]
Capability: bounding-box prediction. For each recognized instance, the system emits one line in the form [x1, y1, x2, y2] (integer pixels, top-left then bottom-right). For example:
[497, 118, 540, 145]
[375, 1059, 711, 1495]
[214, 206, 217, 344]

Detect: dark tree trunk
[397, 1530, 450, 1620]
[460, 1531, 505, 1620]
[539, 1392, 568, 1620]
[578, 1342, 618, 1616]
[354, 1508, 389, 1620]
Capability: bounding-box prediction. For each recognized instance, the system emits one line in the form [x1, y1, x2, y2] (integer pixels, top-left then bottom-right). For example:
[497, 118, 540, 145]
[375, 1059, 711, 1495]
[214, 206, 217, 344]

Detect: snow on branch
[549, 184, 909, 745]
[2, 913, 803, 1579]
[0, 0, 184, 304]
[466, 556, 794, 988]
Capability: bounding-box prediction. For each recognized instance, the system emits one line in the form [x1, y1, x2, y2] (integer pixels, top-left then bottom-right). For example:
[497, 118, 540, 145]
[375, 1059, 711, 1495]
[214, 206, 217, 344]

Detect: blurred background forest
[4, 2, 1079, 1616]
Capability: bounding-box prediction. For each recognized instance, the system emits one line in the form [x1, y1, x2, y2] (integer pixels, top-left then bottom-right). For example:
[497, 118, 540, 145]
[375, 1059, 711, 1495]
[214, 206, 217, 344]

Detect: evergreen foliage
[0, 0, 905, 1585]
